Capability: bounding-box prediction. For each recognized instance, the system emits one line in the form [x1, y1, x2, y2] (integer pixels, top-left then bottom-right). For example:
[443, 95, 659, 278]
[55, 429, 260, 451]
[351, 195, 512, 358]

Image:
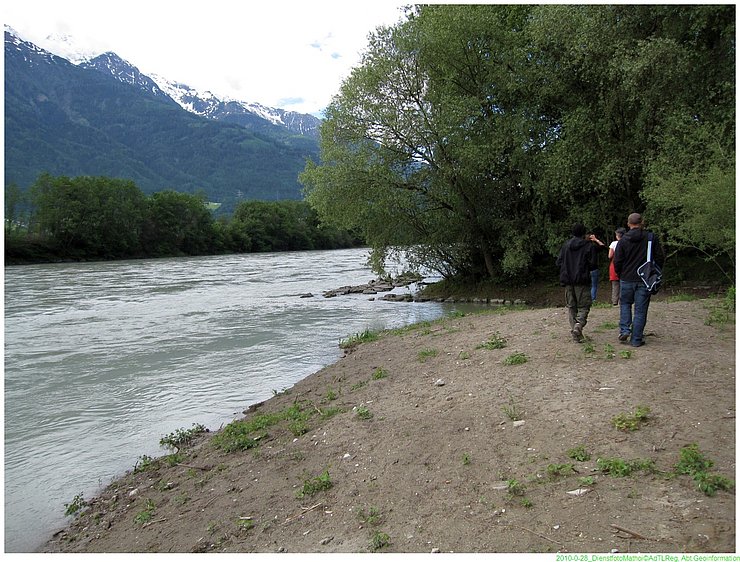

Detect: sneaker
[618, 333, 629, 342]
[630, 341, 644, 348]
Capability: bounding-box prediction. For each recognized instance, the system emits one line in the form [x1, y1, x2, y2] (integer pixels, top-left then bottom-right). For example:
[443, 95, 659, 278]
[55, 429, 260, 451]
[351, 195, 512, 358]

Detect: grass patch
[355, 406, 373, 420]
[547, 463, 576, 479]
[611, 405, 651, 431]
[676, 443, 735, 496]
[160, 423, 208, 453]
[358, 506, 383, 526]
[417, 348, 439, 362]
[319, 406, 343, 420]
[369, 530, 391, 551]
[596, 457, 656, 477]
[213, 402, 310, 452]
[387, 320, 432, 337]
[340, 329, 380, 350]
[351, 380, 369, 391]
[503, 352, 528, 365]
[567, 445, 591, 462]
[666, 293, 699, 302]
[502, 395, 524, 421]
[476, 332, 507, 350]
[372, 367, 388, 380]
[705, 287, 735, 327]
[296, 470, 333, 498]
[506, 478, 526, 497]
[134, 454, 157, 473]
[134, 499, 156, 525]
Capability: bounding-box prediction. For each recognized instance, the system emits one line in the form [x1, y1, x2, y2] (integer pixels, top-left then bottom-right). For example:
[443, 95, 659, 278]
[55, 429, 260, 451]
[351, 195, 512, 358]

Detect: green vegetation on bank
[301, 4, 734, 284]
[5, 174, 361, 264]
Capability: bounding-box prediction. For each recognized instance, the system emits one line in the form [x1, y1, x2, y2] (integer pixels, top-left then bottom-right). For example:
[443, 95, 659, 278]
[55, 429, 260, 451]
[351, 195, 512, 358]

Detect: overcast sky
[4, 1, 408, 116]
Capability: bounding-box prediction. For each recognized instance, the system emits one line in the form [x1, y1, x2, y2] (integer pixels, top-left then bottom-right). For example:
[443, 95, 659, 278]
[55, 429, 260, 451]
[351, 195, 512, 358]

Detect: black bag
[637, 233, 662, 294]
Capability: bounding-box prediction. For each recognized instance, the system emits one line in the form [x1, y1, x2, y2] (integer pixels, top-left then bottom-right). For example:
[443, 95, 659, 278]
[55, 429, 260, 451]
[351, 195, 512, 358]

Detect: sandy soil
[43, 294, 735, 554]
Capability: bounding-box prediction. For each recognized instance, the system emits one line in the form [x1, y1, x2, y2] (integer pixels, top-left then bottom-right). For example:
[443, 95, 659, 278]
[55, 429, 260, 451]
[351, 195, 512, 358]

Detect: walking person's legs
[611, 280, 620, 306]
[619, 281, 636, 341]
[630, 284, 652, 347]
[590, 269, 599, 301]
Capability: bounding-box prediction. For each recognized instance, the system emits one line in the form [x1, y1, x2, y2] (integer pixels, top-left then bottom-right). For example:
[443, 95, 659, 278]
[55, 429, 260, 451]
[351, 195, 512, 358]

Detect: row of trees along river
[4, 174, 362, 264]
[5, 5, 735, 286]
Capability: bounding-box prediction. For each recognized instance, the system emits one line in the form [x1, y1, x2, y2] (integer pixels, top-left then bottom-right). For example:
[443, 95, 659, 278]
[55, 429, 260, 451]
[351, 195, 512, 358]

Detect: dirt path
[43, 297, 735, 554]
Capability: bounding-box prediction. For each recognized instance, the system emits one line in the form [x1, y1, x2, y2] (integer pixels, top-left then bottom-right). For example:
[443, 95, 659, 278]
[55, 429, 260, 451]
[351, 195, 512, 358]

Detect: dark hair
[571, 223, 586, 237]
[616, 227, 626, 236]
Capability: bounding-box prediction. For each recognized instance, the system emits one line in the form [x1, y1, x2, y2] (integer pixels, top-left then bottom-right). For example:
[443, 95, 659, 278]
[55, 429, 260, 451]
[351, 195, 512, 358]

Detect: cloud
[4, 1, 406, 114]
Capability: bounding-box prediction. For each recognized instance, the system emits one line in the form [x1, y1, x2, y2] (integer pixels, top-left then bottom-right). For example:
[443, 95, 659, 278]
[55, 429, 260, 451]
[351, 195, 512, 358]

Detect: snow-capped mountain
[149, 74, 321, 137]
[6, 26, 319, 207]
[4, 26, 72, 67]
[39, 31, 99, 64]
[5, 25, 321, 139]
[82, 52, 171, 100]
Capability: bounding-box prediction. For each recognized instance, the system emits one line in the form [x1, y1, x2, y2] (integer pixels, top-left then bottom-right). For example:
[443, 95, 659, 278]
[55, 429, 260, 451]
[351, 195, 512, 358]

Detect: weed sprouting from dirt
[611, 405, 651, 431]
[502, 394, 524, 421]
[417, 348, 439, 362]
[596, 457, 656, 477]
[567, 445, 591, 462]
[369, 530, 391, 551]
[676, 443, 735, 496]
[476, 332, 507, 350]
[546, 463, 576, 479]
[340, 329, 380, 350]
[134, 499, 156, 525]
[372, 367, 389, 380]
[355, 405, 373, 420]
[297, 470, 333, 498]
[503, 352, 528, 365]
[213, 401, 311, 452]
[64, 493, 87, 517]
[160, 423, 208, 453]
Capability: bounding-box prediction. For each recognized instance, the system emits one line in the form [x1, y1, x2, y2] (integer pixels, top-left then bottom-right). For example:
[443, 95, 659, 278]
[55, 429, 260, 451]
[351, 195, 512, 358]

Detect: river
[4, 248, 466, 552]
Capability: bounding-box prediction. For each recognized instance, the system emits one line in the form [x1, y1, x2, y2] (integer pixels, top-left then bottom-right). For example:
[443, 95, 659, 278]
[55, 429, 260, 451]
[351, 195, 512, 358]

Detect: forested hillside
[4, 31, 319, 212]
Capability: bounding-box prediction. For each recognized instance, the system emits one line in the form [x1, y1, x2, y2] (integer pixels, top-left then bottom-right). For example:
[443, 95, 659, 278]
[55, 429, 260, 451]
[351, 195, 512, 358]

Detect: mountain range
[4, 27, 323, 212]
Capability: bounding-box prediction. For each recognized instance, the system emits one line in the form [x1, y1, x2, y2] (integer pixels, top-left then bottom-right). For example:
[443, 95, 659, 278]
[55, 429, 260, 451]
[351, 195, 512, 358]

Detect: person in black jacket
[556, 223, 599, 343]
[613, 213, 665, 347]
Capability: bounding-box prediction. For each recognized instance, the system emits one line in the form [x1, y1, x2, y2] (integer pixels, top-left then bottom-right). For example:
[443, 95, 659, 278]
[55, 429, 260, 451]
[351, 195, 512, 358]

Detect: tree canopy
[300, 4, 735, 281]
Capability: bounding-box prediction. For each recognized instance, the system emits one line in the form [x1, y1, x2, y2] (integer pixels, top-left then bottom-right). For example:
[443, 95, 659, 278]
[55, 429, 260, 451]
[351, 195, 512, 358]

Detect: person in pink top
[608, 227, 626, 306]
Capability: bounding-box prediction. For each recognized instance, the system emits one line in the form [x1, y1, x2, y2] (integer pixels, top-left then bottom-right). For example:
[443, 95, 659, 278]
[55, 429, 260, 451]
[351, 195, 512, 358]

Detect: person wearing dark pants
[556, 223, 599, 343]
[613, 213, 665, 347]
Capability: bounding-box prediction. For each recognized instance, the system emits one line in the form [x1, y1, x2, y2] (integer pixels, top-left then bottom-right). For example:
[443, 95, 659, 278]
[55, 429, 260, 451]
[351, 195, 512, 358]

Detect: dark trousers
[565, 285, 592, 329]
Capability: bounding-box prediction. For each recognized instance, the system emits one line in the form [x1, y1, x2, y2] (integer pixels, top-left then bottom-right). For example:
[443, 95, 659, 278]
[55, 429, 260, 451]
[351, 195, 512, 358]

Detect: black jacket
[556, 237, 598, 286]
[613, 228, 665, 283]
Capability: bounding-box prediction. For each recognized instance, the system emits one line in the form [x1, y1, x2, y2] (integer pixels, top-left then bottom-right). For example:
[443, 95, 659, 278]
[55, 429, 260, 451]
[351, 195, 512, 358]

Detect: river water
[4, 248, 465, 552]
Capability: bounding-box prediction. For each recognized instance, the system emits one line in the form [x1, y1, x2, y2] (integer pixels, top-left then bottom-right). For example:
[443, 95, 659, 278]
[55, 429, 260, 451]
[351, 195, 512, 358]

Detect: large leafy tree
[141, 190, 217, 256]
[302, 4, 734, 281]
[302, 5, 546, 279]
[528, 5, 735, 247]
[31, 173, 146, 257]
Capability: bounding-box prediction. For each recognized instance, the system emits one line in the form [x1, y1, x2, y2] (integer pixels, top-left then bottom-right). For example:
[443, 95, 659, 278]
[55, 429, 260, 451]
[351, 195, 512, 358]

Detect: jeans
[619, 281, 651, 346]
[590, 269, 599, 301]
